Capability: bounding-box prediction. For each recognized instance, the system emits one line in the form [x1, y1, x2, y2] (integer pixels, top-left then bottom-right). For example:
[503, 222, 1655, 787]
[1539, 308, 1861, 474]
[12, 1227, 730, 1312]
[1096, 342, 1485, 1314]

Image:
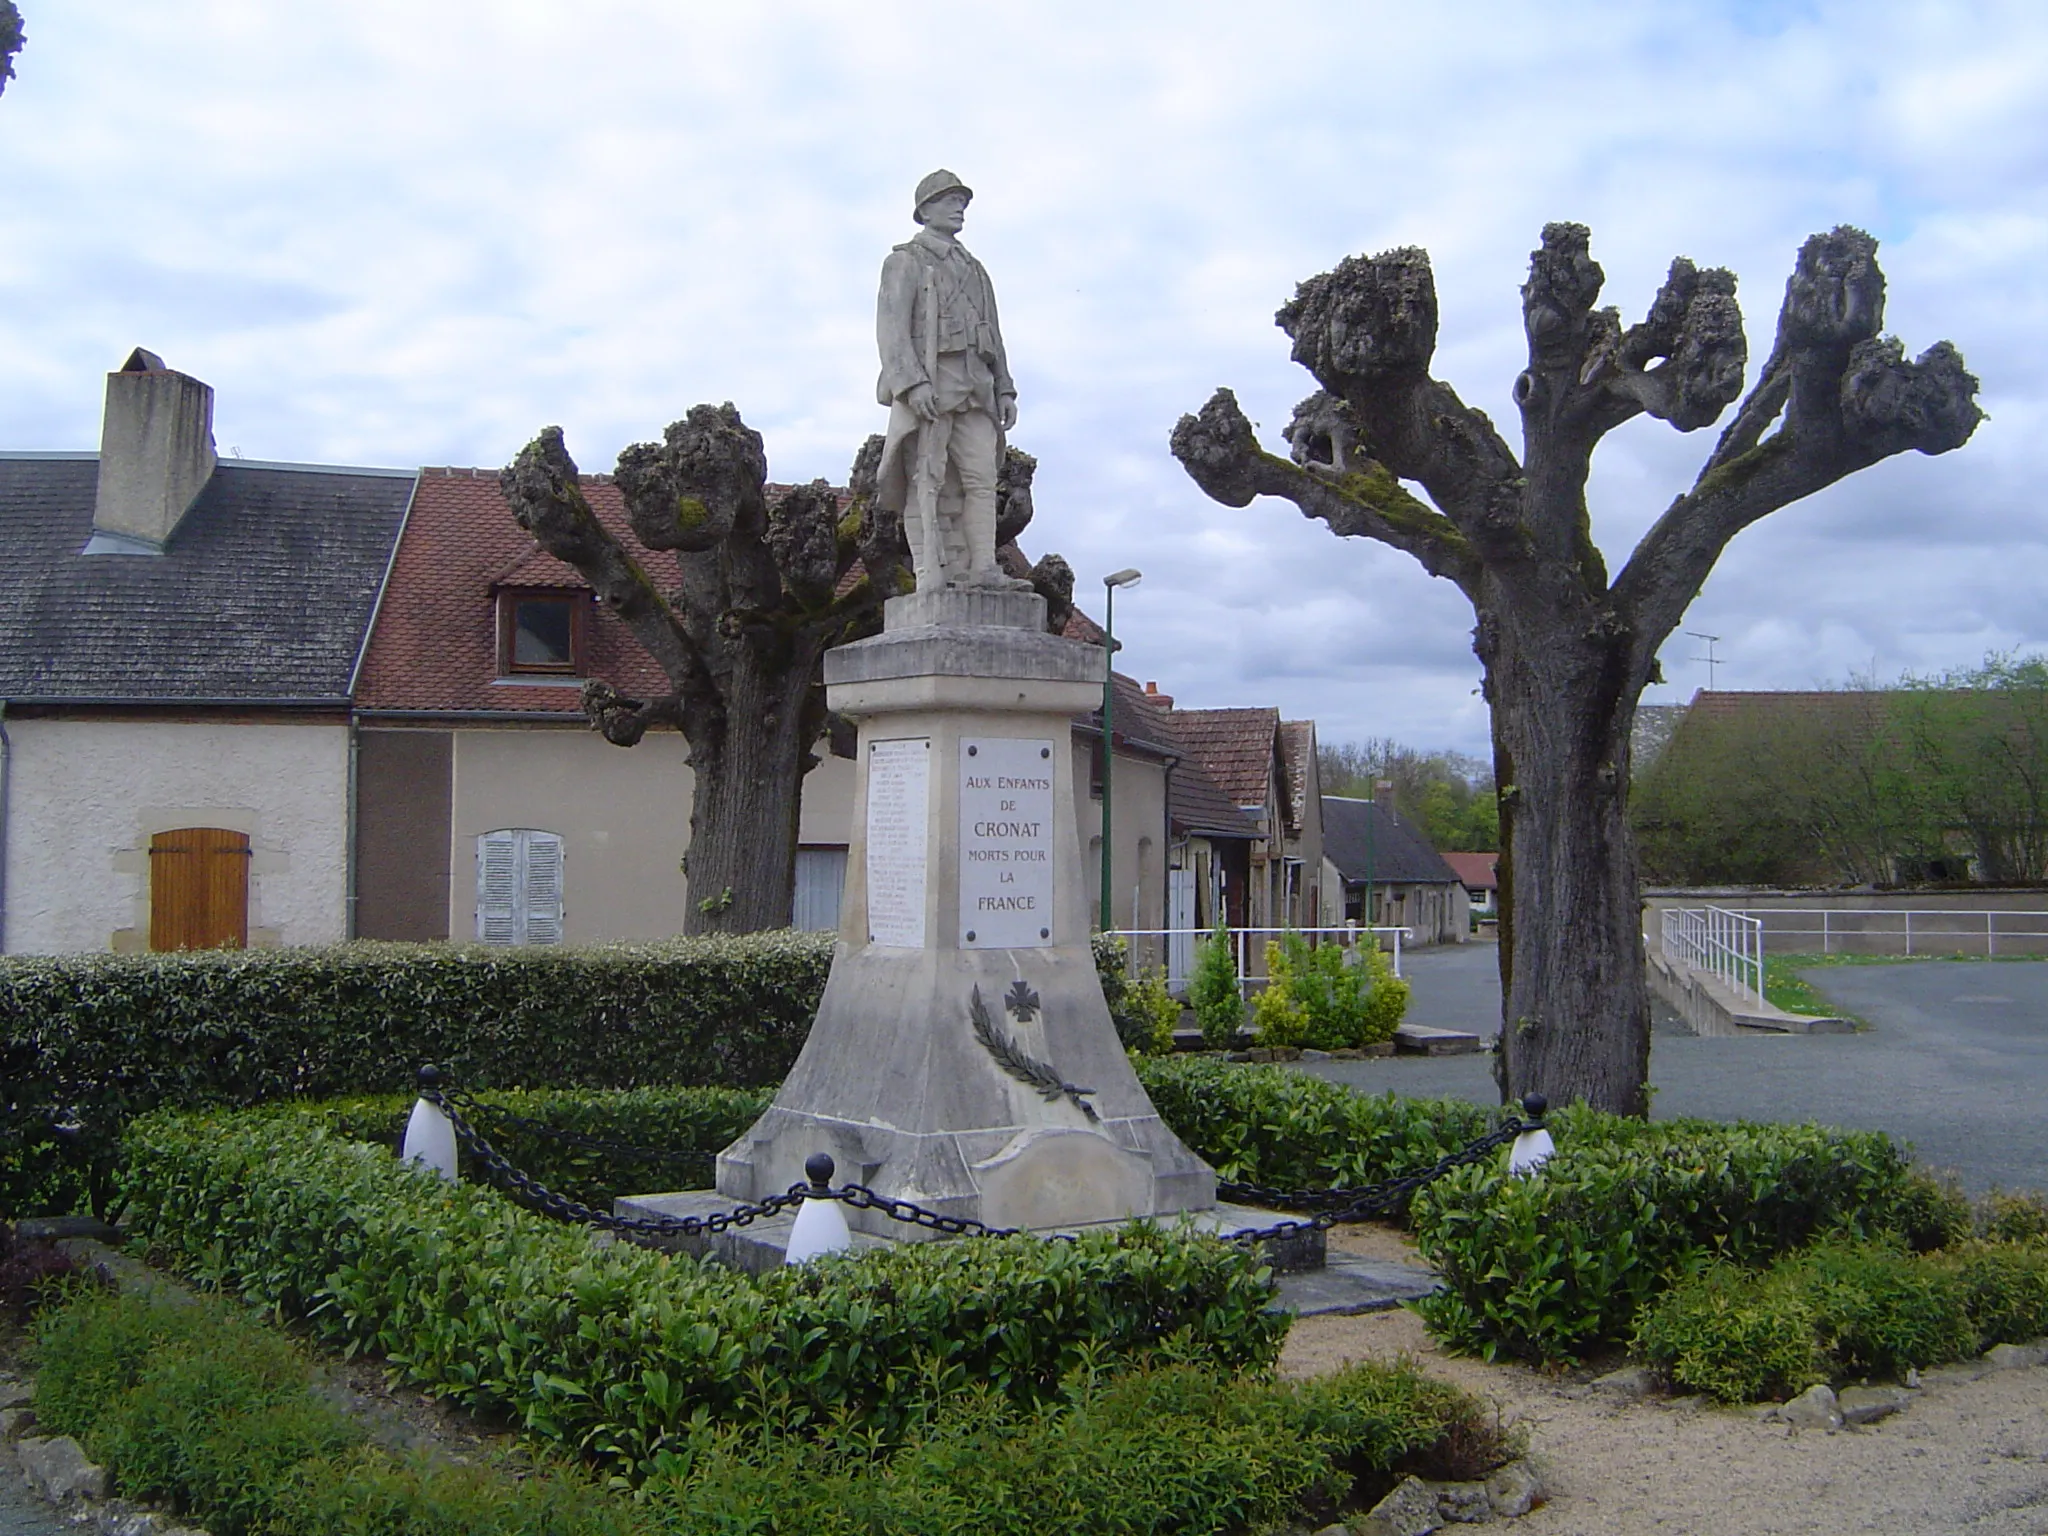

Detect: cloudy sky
[3, 1, 2042, 757]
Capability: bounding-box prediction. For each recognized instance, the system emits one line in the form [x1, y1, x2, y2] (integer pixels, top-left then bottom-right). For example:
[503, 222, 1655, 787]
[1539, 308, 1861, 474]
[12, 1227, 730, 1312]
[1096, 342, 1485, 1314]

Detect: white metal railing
[1111, 923, 1411, 995]
[1709, 908, 2048, 959]
[1661, 905, 1765, 1004]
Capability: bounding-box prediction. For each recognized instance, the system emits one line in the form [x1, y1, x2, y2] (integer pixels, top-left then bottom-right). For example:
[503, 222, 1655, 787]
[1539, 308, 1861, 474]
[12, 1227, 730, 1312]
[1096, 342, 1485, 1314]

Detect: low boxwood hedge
[33, 1282, 1505, 1536]
[118, 1105, 1287, 1479]
[1408, 1115, 1926, 1362]
[4, 933, 1138, 1219]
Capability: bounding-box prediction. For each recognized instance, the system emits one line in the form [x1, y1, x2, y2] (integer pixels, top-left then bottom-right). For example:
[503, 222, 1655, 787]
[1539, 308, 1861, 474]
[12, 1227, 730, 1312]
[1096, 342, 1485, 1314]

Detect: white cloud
[1, 0, 2042, 755]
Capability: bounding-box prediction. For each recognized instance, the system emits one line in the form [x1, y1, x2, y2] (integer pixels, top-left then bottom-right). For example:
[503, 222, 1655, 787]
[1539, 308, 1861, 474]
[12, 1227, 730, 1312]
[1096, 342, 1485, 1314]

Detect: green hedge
[1634, 1237, 2048, 1401]
[296, 1086, 772, 1211]
[33, 1283, 1502, 1536]
[1409, 1115, 1924, 1362]
[118, 1106, 1286, 1480]
[5, 933, 1138, 1218]
[1132, 1055, 1501, 1192]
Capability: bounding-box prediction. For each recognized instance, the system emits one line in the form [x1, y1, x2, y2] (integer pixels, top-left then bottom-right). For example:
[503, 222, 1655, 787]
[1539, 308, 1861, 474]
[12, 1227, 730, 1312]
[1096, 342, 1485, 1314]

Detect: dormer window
[499, 589, 586, 676]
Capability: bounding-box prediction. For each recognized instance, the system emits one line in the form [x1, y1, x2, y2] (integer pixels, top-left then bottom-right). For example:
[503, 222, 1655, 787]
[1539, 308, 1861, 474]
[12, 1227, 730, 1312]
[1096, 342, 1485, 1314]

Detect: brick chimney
[1143, 680, 1173, 709]
[89, 348, 217, 553]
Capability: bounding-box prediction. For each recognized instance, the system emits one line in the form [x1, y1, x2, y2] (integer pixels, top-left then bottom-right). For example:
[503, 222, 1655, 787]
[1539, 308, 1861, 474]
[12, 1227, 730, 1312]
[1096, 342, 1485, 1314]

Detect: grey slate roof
[1320, 795, 1461, 885]
[0, 454, 415, 702]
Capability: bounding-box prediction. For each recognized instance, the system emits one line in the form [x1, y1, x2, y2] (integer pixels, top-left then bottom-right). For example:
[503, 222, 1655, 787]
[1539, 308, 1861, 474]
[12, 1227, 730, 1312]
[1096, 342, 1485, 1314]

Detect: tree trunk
[1483, 598, 1650, 1116]
[681, 656, 822, 936]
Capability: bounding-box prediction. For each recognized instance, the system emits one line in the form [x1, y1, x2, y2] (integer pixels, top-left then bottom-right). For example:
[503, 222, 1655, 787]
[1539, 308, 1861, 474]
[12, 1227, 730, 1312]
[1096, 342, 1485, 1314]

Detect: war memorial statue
[874, 170, 1030, 592]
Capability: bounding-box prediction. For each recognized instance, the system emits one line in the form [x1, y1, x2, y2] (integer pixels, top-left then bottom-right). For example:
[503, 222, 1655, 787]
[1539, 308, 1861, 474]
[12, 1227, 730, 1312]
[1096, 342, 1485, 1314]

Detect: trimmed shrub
[1132, 1055, 1498, 1193]
[1120, 966, 1182, 1056]
[1631, 1262, 1826, 1404]
[300, 1085, 771, 1211]
[1250, 934, 1409, 1051]
[4, 933, 1141, 1218]
[32, 1284, 1506, 1536]
[1409, 1117, 1920, 1362]
[119, 1106, 1285, 1479]
[1887, 1166, 1975, 1253]
[1787, 1240, 1976, 1379]
[1941, 1240, 2048, 1350]
[1187, 924, 1244, 1049]
[1978, 1188, 2048, 1246]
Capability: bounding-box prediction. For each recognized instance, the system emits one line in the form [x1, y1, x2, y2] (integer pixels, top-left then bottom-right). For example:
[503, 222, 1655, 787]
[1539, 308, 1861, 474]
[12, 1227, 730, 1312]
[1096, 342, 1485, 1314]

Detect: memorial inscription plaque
[959, 736, 1055, 949]
[866, 737, 930, 947]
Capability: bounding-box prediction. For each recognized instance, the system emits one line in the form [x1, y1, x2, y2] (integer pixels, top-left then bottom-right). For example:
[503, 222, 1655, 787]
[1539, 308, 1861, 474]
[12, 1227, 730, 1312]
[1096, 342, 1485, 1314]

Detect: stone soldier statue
[875, 170, 1029, 590]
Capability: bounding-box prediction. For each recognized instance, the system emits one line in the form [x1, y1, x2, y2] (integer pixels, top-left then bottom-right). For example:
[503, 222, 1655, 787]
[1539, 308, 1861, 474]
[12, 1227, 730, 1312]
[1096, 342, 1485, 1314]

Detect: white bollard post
[401, 1066, 459, 1183]
[784, 1152, 854, 1265]
[1507, 1093, 1553, 1177]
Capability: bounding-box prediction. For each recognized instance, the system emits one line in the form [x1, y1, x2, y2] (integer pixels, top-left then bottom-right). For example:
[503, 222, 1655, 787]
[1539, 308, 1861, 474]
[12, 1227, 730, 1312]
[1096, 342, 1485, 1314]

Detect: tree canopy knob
[804, 1152, 836, 1190]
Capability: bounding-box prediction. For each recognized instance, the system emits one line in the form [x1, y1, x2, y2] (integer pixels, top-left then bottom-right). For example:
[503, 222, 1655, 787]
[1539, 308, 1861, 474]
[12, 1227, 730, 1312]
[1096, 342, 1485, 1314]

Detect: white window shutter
[522, 832, 565, 945]
[477, 830, 520, 944]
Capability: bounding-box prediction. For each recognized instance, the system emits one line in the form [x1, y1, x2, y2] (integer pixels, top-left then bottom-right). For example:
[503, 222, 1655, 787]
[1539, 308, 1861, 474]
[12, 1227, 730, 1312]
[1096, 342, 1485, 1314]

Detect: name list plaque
[865, 737, 930, 947]
[959, 737, 1056, 949]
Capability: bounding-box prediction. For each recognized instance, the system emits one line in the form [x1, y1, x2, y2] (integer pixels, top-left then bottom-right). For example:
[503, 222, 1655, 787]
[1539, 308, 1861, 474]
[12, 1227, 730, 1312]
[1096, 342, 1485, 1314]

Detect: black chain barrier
[413, 1067, 1546, 1251]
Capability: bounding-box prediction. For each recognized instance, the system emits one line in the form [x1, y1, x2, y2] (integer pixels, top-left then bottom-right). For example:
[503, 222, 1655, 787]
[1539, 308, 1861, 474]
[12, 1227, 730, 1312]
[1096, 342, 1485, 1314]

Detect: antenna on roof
[1685, 631, 1723, 691]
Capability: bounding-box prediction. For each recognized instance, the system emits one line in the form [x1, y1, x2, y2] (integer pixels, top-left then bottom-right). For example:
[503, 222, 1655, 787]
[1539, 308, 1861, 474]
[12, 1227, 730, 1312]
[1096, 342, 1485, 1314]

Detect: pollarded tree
[2, 2, 25, 96]
[1172, 224, 1981, 1114]
[501, 406, 1061, 935]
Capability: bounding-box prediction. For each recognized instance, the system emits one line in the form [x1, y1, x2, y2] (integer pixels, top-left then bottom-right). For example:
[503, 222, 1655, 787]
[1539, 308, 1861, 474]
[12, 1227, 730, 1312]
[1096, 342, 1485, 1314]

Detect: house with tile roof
[1440, 850, 1499, 919]
[1148, 704, 1330, 939]
[1320, 794, 1469, 945]
[0, 352, 414, 954]
[351, 464, 1190, 948]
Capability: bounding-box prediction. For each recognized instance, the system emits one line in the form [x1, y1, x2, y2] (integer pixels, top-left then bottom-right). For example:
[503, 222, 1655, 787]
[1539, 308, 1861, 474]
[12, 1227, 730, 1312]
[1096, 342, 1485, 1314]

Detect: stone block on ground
[16, 1434, 109, 1503]
[1485, 1459, 1546, 1518]
[1432, 1480, 1492, 1522]
[1590, 1364, 1660, 1401]
[1837, 1385, 1911, 1425]
[0, 1380, 30, 1412]
[1393, 1025, 1480, 1056]
[1779, 1383, 1842, 1432]
[0, 1407, 36, 1442]
[1355, 1475, 1442, 1535]
[1983, 1341, 2048, 1370]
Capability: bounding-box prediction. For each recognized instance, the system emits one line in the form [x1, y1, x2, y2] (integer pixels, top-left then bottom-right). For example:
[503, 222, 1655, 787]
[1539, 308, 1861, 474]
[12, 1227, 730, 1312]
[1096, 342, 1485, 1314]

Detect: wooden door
[148, 827, 250, 950]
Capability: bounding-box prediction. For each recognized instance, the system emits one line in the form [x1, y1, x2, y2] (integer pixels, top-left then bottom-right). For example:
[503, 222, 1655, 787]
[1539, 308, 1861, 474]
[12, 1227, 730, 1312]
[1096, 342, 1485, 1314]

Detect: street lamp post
[1099, 568, 1142, 930]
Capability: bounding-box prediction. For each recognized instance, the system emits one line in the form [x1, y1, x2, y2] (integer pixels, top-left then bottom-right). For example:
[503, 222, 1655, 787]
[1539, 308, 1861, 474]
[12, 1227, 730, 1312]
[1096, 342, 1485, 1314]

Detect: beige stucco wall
[3, 717, 349, 954]
[449, 727, 696, 943]
[1072, 739, 1168, 933]
[796, 753, 856, 844]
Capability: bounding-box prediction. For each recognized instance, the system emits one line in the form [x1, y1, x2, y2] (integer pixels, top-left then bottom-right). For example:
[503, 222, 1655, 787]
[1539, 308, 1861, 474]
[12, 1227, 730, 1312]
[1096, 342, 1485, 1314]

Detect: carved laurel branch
[968, 985, 1098, 1122]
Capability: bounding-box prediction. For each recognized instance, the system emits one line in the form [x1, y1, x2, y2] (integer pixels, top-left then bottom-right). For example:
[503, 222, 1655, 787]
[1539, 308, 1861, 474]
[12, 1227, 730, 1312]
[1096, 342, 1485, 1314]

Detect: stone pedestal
[715, 587, 1216, 1235]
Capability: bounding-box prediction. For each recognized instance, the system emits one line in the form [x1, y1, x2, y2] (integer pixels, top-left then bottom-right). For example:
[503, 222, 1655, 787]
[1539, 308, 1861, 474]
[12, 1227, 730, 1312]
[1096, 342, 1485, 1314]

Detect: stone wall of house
[2, 717, 349, 954]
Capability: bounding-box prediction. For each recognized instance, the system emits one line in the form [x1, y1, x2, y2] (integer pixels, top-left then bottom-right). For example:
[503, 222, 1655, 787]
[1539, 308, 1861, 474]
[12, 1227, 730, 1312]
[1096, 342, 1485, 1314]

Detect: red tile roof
[355, 468, 671, 715]
[1168, 707, 1282, 813]
[1441, 851, 1498, 890]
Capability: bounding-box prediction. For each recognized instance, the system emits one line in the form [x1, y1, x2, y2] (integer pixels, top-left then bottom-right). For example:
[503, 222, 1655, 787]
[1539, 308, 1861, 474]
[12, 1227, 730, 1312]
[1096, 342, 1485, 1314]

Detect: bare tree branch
[1170, 387, 1479, 592]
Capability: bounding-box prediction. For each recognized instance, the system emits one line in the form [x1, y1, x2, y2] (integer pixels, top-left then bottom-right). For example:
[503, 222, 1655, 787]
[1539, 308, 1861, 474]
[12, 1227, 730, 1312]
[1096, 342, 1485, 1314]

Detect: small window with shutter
[476, 829, 565, 944]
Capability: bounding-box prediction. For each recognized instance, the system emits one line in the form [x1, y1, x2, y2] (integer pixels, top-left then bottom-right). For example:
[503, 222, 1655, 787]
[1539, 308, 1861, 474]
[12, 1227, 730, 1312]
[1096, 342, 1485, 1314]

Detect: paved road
[1298, 942, 2048, 1194]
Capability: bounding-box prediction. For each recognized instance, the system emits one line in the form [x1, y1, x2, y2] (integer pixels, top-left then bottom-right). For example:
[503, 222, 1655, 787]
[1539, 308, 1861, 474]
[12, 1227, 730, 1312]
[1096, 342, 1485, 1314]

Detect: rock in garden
[1780, 1383, 1842, 1432]
[0, 1379, 30, 1411]
[1837, 1385, 1910, 1425]
[1486, 1459, 1546, 1518]
[0, 1406, 36, 1441]
[1983, 1342, 2048, 1370]
[1590, 1364, 1660, 1401]
[16, 1433, 109, 1503]
[1433, 1480, 1493, 1522]
[1357, 1475, 1444, 1535]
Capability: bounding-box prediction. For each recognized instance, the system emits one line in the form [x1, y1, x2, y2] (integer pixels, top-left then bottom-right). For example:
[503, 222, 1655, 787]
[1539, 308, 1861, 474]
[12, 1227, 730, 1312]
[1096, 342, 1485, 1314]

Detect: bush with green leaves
[1187, 923, 1244, 1049]
[298, 1085, 771, 1212]
[1789, 1239, 1977, 1379]
[32, 1282, 1510, 1536]
[119, 1106, 1285, 1479]
[1118, 966, 1182, 1055]
[1410, 1116, 1924, 1362]
[1629, 1261, 1826, 1404]
[1250, 934, 1409, 1050]
[1132, 1055, 1498, 1192]
[1978, 1188, 2048, 1246]
[4, 931, 1142, 1219]
[1940, 1239, 2048, 1350]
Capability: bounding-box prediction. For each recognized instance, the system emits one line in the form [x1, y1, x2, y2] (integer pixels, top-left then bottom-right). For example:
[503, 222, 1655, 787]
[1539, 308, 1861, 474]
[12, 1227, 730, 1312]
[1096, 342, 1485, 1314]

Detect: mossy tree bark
[502, 407, 1059, 936]
[1172, 224, 1981, 1114]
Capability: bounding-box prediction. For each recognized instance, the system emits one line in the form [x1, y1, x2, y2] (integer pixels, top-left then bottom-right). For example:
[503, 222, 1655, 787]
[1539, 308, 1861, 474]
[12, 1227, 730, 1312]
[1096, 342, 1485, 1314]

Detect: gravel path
[1307, 1230, 2048, 1534]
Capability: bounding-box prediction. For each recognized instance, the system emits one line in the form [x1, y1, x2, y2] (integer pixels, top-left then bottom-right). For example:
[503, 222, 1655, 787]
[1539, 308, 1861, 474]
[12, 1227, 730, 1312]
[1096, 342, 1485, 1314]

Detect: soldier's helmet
[912, 169, 974, 223]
